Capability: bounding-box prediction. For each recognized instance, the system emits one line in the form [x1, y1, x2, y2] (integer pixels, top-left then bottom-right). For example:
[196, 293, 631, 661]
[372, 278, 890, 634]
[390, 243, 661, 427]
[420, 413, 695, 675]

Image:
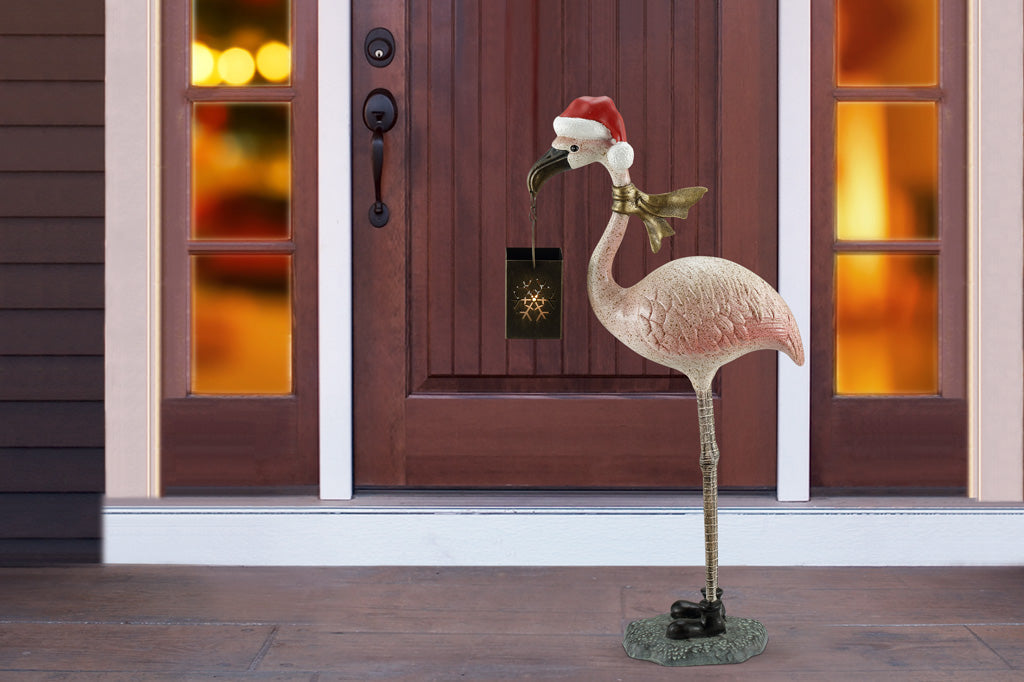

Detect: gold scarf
[611, 183, 707, 253]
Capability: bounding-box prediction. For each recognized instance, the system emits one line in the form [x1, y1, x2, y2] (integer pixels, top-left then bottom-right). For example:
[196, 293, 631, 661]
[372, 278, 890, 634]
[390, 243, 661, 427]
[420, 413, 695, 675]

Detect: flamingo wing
[632, 257, 804, 369]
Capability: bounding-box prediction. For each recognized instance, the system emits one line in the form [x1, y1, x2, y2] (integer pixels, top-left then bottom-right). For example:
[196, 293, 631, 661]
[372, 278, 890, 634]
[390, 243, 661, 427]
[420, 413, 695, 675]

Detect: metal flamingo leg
[696, 388, 720, 606]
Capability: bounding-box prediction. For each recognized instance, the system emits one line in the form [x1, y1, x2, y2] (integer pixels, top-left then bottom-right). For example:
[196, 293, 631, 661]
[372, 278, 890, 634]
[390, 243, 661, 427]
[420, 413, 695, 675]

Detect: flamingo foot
[666, 594, 726, 640]
[670, 587, 723, 619]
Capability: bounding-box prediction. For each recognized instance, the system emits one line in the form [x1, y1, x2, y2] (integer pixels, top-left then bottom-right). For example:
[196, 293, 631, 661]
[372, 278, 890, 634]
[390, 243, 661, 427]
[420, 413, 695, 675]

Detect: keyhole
[374, 49, 384, 59]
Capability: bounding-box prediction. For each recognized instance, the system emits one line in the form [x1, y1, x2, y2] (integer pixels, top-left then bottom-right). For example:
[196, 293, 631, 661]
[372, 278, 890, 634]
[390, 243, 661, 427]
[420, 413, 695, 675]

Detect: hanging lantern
[505, 247, 562, 339]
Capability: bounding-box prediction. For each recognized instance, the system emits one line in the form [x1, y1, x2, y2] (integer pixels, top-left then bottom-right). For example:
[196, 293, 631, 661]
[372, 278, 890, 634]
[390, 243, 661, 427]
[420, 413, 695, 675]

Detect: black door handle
[363, 89, 398, 227]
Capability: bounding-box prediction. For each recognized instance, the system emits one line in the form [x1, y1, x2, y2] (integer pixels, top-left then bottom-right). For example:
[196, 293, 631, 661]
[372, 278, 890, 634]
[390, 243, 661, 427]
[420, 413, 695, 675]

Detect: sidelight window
[811, 0, 967, 489]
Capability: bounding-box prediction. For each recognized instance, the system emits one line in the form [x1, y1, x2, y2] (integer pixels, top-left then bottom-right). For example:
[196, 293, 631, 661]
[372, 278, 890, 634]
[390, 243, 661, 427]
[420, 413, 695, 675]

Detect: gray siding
[0, 0, 104, 564]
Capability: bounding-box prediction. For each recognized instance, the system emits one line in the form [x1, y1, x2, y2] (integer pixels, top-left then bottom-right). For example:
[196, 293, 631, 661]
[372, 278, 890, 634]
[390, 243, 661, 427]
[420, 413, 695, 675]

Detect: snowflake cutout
[512, 278, 556, 323]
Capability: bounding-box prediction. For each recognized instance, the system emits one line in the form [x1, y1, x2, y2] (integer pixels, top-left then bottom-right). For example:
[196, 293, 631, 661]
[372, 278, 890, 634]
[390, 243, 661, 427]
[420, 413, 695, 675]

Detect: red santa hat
[553, 95, 634, 170]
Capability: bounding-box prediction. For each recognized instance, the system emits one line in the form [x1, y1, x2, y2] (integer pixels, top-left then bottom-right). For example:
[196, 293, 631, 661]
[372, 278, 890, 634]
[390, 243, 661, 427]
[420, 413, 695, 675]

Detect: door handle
[363, 89, 398, 227]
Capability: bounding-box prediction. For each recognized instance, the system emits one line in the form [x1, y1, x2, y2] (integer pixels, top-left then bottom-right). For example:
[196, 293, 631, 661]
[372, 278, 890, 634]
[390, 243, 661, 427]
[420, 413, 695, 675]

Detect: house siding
[0, 0, 104, 564]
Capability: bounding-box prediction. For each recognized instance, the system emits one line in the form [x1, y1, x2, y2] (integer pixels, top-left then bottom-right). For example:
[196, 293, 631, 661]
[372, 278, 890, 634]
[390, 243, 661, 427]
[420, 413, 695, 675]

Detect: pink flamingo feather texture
[529, 95, 803, 649]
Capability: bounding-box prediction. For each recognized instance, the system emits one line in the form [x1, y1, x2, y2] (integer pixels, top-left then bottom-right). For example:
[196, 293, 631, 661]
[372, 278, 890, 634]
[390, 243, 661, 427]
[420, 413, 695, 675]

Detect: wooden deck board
[0, 566, 1021, 679]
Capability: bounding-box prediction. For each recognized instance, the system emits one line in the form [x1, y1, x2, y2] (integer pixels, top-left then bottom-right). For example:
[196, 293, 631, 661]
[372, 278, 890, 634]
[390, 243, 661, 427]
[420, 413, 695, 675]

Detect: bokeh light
[256, 41, 291, 82]
[192, 0, 290, 86]
[217, 47, 256, 85]
[191, 42, 220, 85]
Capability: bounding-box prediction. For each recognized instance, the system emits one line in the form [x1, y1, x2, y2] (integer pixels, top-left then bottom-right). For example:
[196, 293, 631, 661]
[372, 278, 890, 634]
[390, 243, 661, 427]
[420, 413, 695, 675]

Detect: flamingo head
[528, 95, 634, 195]
[528, 136, 634, 195]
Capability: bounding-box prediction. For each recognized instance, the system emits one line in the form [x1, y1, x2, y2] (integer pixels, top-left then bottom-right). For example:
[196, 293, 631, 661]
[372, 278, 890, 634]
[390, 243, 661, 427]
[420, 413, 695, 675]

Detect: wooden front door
[353, 0, 781, 489]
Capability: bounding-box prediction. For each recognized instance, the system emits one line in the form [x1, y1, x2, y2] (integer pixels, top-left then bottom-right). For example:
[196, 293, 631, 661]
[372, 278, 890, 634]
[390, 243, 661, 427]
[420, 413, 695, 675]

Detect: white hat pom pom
[606, 141, 634, 170]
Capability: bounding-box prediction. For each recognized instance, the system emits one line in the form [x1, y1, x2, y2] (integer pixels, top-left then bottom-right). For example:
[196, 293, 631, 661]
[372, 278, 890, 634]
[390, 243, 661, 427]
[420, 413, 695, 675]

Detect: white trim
[969, 0, 1024, 501]
[104, 504, 1024, 566]
[317, 0, 354, 500]
[776, 0, 811, 502]
[104, 0, 161, 497]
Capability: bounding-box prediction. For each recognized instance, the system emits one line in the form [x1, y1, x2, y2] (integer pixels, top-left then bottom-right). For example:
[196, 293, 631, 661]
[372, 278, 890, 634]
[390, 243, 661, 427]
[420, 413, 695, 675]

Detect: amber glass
[836, 102, 937, 241]
[192, 103, 291, 240]
[836, 0, 938, 86]
[835, 253, 938, 394]
[192, 0, 291, 86]
[191, 254, 292, 394]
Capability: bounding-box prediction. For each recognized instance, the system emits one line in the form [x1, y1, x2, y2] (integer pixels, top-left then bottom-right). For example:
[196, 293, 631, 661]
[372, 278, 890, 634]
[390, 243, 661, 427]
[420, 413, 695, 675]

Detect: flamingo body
[591, 253, 804, 392]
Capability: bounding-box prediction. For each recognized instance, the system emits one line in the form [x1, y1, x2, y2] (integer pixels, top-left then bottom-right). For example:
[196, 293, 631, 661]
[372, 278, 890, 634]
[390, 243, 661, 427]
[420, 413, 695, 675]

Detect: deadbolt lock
[364, 27, 395, 68]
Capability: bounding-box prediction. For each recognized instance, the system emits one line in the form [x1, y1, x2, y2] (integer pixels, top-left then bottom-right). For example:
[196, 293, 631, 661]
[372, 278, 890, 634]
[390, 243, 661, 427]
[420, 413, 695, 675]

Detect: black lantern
[505, 247, 562, 339]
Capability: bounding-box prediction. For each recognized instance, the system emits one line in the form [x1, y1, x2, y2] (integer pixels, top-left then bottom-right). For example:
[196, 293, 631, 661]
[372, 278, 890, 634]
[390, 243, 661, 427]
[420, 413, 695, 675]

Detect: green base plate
[623, 613, 768, 667]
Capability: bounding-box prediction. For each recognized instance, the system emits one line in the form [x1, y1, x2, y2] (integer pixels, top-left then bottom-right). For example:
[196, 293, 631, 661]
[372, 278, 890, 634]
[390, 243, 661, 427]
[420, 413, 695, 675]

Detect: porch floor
[1, 565, 1023, 679]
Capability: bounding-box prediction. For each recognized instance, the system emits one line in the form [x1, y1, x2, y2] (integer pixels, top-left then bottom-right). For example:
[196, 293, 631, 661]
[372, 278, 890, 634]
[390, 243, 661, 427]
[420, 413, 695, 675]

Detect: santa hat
[553, 95, 634, 170]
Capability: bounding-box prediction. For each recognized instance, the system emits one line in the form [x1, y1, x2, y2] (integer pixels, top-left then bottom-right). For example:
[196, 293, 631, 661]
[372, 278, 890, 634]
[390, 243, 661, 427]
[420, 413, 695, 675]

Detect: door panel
[353, 0, 779, 489]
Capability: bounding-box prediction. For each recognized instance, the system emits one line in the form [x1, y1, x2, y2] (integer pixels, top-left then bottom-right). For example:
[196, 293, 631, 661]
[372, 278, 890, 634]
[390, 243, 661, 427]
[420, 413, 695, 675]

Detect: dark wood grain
[0, 623, 274, 672]
[352, 0, 410, 485]
[501, 0, 536, 378]
[0, 218, 104, 263]
[0, 83, 104, 125]
[162, 398, 314, 488]
[716, 0, 780, 488]
[0, 449, 104, 492]
[0, 494, 99, 538]
[424, 0, 456, 378]
[0, 127, 104, 172]
[0, 565, 1021, 676]
[0, 538, 99, 564]
[0, 0, 105, 567]
[0, 173, 104, 217]
[0, 310, 103, 355]
[0, 264, 104, 308]
[477, 0, 510, 378]
[0, 36, 104, 81]
[0, 0, 105, 35]
[0, 402, 104, 448]
[451, 0, 483, 377]
[0, 356, 103, 400]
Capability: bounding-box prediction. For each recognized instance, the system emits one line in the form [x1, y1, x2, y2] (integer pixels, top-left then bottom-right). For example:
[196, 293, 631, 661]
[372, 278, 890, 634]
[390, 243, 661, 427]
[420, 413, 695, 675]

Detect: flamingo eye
[569, 144, 580, 153]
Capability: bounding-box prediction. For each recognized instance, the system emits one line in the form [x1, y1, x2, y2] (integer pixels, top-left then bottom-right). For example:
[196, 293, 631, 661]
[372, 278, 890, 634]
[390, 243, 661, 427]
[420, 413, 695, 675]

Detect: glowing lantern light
[505, 248, 563, 340]
[191, 42, 220, 86]
[218, 47, 256, 86]
[256, 41, 291, 83]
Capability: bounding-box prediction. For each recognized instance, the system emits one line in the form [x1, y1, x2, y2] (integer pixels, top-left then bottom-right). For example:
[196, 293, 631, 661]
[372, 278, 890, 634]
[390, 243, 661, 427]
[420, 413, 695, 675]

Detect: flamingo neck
[587, 169, 632, 315]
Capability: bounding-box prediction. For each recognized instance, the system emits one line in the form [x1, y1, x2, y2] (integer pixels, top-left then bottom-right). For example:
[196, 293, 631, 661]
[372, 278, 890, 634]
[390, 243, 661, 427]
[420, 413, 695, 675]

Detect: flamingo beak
[528, 147, 570, 195]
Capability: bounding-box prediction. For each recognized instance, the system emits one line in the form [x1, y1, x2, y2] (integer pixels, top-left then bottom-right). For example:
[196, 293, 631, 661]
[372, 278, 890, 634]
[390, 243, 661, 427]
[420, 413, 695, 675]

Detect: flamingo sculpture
[528, 96, 803, 643]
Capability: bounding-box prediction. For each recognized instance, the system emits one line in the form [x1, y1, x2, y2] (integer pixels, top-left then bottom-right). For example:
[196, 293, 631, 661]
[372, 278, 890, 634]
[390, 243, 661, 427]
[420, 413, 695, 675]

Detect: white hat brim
[553, 116, 613, 141]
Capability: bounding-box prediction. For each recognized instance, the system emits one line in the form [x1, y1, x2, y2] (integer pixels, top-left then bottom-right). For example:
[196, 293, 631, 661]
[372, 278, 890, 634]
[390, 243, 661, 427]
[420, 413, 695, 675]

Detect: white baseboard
[103, 504, 1024, 566]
